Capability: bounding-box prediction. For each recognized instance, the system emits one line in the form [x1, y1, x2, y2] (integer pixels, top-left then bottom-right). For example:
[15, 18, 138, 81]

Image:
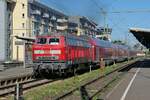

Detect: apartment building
[0, 0, 68, 61]
[68, 16, 97, 37]
[28, 1, 68, 36]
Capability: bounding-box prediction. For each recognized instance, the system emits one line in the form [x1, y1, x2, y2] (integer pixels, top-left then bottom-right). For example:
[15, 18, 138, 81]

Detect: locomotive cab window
[49, 38, 59, 45]
[37, 38, 47, 44]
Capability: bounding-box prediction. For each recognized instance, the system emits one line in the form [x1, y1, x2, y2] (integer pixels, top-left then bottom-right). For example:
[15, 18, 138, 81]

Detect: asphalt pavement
[105, 59, 150, 100]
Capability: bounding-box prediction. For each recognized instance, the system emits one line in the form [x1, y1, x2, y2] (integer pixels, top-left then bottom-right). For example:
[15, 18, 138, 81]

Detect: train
[32, 33, 143, 77]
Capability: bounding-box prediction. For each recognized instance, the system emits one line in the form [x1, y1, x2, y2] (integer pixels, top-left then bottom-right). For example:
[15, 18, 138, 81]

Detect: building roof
[130, 28, 150, 48]
[29, 0, 68, 18]
[81, 16, 97, 27]
[68, 16, 97, 27]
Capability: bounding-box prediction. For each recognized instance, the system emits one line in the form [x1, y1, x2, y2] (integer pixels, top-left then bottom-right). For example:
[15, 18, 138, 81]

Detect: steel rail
[0, 78, 57, 97]
[54, 60, 139, 100]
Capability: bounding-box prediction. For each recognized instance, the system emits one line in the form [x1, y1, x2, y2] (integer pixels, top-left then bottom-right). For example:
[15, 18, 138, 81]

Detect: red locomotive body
[33, 35, 66, 62]
[32, 34, 92, 75]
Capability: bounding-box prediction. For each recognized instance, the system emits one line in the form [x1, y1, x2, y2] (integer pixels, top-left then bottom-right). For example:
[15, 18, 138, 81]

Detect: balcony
[57, 19, 68, 23]
[51, 16, 57, 21]
[56, 26, 68, 30]
[49, 23, 53, 27]
[31, 10, 41, 15]
[41, 20, 45, 25]
[43, 13, 49, 18]
[68, 27, 78, 31]
[96, 34, 110, 37]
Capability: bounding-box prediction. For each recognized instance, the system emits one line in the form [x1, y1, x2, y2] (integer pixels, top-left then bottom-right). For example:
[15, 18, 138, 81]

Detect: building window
[22, 4, 25, 9]
[22, 23, 25, 28]
[22, 13, 25, 18]
[22, 33, 25, 36]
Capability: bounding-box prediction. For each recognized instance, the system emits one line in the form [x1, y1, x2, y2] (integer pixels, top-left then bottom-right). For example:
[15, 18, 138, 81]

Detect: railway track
[0, 78, 58, 98]
[0, 58, 142, 99]
[0, 67, 59, 98]
[54, 60, 140, 100]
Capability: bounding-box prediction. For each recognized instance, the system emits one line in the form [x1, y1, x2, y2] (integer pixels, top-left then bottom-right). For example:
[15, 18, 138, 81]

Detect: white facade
[0, 0, 7, 61]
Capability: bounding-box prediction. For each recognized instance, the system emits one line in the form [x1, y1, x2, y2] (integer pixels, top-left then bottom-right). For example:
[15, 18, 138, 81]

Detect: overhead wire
[90, 0, 147, 46]
[108, 9, 150, 13]
[107, 2, 150, 45]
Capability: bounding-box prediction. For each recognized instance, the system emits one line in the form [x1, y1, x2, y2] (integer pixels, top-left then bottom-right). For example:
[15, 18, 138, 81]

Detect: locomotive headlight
[50, 50, 61, 54]
[34, 50, 45, 54]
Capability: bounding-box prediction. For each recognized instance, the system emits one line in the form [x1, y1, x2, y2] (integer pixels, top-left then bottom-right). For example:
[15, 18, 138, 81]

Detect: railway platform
[105, 58, 150, 100]
[0, 66, 33, 81]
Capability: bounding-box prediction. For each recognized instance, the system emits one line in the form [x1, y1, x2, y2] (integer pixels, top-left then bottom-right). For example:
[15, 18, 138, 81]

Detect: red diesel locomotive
[32, 34, 139, 77]
[32, 34, 92, 76]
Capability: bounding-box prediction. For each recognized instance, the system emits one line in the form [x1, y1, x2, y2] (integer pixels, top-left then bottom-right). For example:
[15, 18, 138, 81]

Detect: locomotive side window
[37, 38, 47, 44]
[49, 38, 59, 45]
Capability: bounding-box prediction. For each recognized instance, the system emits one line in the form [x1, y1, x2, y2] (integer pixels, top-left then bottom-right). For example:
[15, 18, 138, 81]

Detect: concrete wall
[0, 0, 7, 61]
[12, 0, 28, 61]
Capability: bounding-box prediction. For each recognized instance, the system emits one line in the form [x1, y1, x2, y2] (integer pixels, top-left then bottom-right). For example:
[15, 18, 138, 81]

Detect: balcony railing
[68, 27, 78, 30]
[43, 13, 49, 18]
[56, 26, 68, 30]
[51, 16, 57, 21]
[41, 20, 45, 25]
[31, 10, 41, 15]
[57, 19, 68, 23]
[49, 23, 53, 27]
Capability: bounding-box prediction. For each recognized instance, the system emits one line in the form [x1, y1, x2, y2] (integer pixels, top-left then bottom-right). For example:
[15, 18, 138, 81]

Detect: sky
[39, 0, 150, 46]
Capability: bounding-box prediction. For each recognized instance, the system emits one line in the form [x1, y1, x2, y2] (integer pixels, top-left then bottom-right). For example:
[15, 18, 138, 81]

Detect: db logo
[44, 50, 49, 54]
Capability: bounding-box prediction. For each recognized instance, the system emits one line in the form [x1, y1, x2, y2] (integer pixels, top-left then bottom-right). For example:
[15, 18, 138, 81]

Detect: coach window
[37, 38, 47, 44]
[49, 38, 59, 45]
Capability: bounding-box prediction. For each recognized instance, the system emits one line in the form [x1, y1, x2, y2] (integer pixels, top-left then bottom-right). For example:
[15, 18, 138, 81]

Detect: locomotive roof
[36, 33, 90, 41]
[91, 38, 130, 49]
[91, 38, 113, 48]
